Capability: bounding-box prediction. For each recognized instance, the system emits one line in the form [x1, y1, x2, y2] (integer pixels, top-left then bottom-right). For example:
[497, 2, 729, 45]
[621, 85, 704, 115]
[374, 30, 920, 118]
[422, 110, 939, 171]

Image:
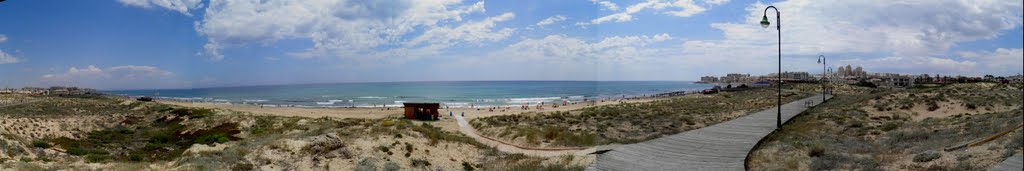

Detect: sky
[0, 0, 1021, 90]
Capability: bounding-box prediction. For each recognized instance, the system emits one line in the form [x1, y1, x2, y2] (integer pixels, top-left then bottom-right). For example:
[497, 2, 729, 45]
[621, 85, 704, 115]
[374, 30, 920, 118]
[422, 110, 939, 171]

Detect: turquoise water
[108, 81, 709, 108]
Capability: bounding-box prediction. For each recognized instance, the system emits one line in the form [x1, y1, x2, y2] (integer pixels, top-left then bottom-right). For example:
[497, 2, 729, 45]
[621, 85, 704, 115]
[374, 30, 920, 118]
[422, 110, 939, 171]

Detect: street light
[761, 6, 782, 129]
[817, 55, 826, 102]
[828, 67, 833, 94]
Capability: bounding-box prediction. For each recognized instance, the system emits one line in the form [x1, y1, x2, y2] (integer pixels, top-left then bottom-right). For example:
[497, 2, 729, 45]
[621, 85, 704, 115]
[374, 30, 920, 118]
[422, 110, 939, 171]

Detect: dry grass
[471, 84, 816, 148]
[1, 94, 591, 170]
[748, 83, 1024, 171]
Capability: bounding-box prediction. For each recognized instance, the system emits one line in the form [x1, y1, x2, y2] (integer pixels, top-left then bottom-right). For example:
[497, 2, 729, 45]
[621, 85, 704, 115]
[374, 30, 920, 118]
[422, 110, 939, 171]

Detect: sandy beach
[160, 97, 667, 120]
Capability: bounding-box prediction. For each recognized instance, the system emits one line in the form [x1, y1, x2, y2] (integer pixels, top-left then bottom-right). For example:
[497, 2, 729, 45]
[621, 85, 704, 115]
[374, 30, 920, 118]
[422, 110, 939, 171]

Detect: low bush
[913, 152, 941, 163]
[462, 162, 475, 171]
[384, 162, 401, 171]
[31, 140, 51, 149]
[411, 159, 431, 167]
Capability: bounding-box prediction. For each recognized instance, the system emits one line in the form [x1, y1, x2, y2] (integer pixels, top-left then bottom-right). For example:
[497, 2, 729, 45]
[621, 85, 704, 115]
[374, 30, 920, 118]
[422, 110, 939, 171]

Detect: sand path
[454, 115, 618, 157]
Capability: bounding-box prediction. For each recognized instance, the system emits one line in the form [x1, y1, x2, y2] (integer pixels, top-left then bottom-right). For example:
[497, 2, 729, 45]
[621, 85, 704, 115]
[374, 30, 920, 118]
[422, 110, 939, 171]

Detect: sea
[107, 81, 711, 108]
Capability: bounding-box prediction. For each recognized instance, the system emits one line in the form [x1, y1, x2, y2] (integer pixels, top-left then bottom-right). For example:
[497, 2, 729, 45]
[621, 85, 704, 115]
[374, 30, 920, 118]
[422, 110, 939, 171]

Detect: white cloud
[839, 56, 978, 76]
[590, 0, 620, 11]
[484, 33, 673, 64]
[0, 50, 21, 64]
[678, 0, 1023, 75]
[407, 12, 516, 47]
[579, 0, 726, 26]
[195, 0, 494, 61]
[956, 48, 1024, 75]
[536, 15, 567, 27]
[118, 0, 203, 16]
[705, 0, 729, 5]
[698, 0, 1023, 56]
[0, 34, 22, 64]
[40, 65, 181, 90]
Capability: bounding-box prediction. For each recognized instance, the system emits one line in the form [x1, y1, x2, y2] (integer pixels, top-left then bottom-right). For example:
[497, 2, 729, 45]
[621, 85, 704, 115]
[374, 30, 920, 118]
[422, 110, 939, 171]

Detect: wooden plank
[588, 94, 830, 171]
[989, 153, 1023, 171]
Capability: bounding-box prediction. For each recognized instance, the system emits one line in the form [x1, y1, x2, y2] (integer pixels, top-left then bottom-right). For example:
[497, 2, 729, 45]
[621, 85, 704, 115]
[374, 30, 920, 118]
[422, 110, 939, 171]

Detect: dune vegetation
[747, 83, 1024, 170]
[0, 94, 590, 170]
[470, 85, 816, 148]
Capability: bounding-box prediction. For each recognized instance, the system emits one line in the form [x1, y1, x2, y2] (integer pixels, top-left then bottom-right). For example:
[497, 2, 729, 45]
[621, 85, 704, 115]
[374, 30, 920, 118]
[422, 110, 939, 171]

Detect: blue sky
[1, 0, 1021, 90]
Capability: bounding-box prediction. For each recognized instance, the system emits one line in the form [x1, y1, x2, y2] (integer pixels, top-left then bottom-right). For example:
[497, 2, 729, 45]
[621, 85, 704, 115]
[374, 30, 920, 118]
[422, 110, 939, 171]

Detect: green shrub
[462, 162, 475, 171]
[217, 136, 230, 144]
[86, 154, 110, 163]
[807, 142, 826, 157]
[913, 152, 941, 163]
[128, 153, 143, 162]
[195, 134, 231, 145]
[31, 140, 51, 148]
[411, 159, 431, 167]
[926, 101, 940, 111]
[880, 122, 901, 132]
[66, 147, 88, 156]
[355, 158, 377, 171]
[384, 162, 401, 171]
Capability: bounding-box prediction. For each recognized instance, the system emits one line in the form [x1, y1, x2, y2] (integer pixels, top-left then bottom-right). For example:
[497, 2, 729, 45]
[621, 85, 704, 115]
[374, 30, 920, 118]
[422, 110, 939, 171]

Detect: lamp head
[817, 58, 821, 64]
[759, 16, 770, 28]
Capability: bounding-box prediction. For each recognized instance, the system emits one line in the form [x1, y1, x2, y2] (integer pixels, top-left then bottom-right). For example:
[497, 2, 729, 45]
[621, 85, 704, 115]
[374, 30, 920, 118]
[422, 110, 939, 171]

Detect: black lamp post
[828, 67, 833, 94]
[761, 6, 782, 129]
[817, 55, 826, 102]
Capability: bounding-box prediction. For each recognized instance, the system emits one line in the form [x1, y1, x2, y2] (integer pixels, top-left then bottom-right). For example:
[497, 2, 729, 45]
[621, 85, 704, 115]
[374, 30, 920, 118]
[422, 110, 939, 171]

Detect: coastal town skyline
[1, 0, 1022, 90]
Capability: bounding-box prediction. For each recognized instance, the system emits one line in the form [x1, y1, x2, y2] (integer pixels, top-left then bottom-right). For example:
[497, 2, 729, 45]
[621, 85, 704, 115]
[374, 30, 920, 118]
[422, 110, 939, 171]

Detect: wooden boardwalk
[989, 153, 1023, 171]
[587, 94, 831, 171]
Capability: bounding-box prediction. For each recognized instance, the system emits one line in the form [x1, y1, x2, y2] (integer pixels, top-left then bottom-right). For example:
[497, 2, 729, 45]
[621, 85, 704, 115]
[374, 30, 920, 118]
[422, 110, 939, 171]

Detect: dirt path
[453, 115, 618, 157]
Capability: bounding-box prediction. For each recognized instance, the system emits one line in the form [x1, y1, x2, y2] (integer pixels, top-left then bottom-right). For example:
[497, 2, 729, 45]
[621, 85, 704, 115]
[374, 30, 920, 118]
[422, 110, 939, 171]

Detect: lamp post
[828, 67, 833, 94]
[817, 55, 826, 102]
[760, 6, 782, 129]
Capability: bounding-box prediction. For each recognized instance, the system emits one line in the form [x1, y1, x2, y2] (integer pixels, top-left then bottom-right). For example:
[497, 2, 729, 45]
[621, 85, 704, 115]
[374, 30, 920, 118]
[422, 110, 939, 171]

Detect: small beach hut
[403, 103, 440, 120]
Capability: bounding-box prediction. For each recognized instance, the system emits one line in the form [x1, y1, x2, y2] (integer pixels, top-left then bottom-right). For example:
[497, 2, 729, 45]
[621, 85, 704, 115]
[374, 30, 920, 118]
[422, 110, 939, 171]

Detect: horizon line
[101, 79, 700, 91]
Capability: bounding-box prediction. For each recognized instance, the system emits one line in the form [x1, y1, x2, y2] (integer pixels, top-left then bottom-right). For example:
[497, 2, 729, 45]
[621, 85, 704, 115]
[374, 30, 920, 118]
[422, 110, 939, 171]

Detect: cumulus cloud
[590, 0, 620, 11]
[118, 0, 203, 16]
[579, 0, 727, 26]
[407, 12, 516, 47]
[0, 50, 21, 64]
[0, 34, 22, 64]
[838, 56, 978, 76]
[679, 0, 1023, 75]
[40, 65, 181, 89]
[484, 33, 673, 64]
[536, 15, 567, 27]
[195, 0, 497, 61]
[956, 48, 1024, 75]
[694, 0, 1023, 56]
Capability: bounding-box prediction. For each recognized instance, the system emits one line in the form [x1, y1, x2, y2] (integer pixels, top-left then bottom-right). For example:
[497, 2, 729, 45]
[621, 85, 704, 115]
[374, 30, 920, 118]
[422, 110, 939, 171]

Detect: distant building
[781, 72, 811, 81]
[720, 73, 753, 83]
[1009, 74, 1023, 83]
[18, 87, 44, 94]
[699, 76, 719, 83]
